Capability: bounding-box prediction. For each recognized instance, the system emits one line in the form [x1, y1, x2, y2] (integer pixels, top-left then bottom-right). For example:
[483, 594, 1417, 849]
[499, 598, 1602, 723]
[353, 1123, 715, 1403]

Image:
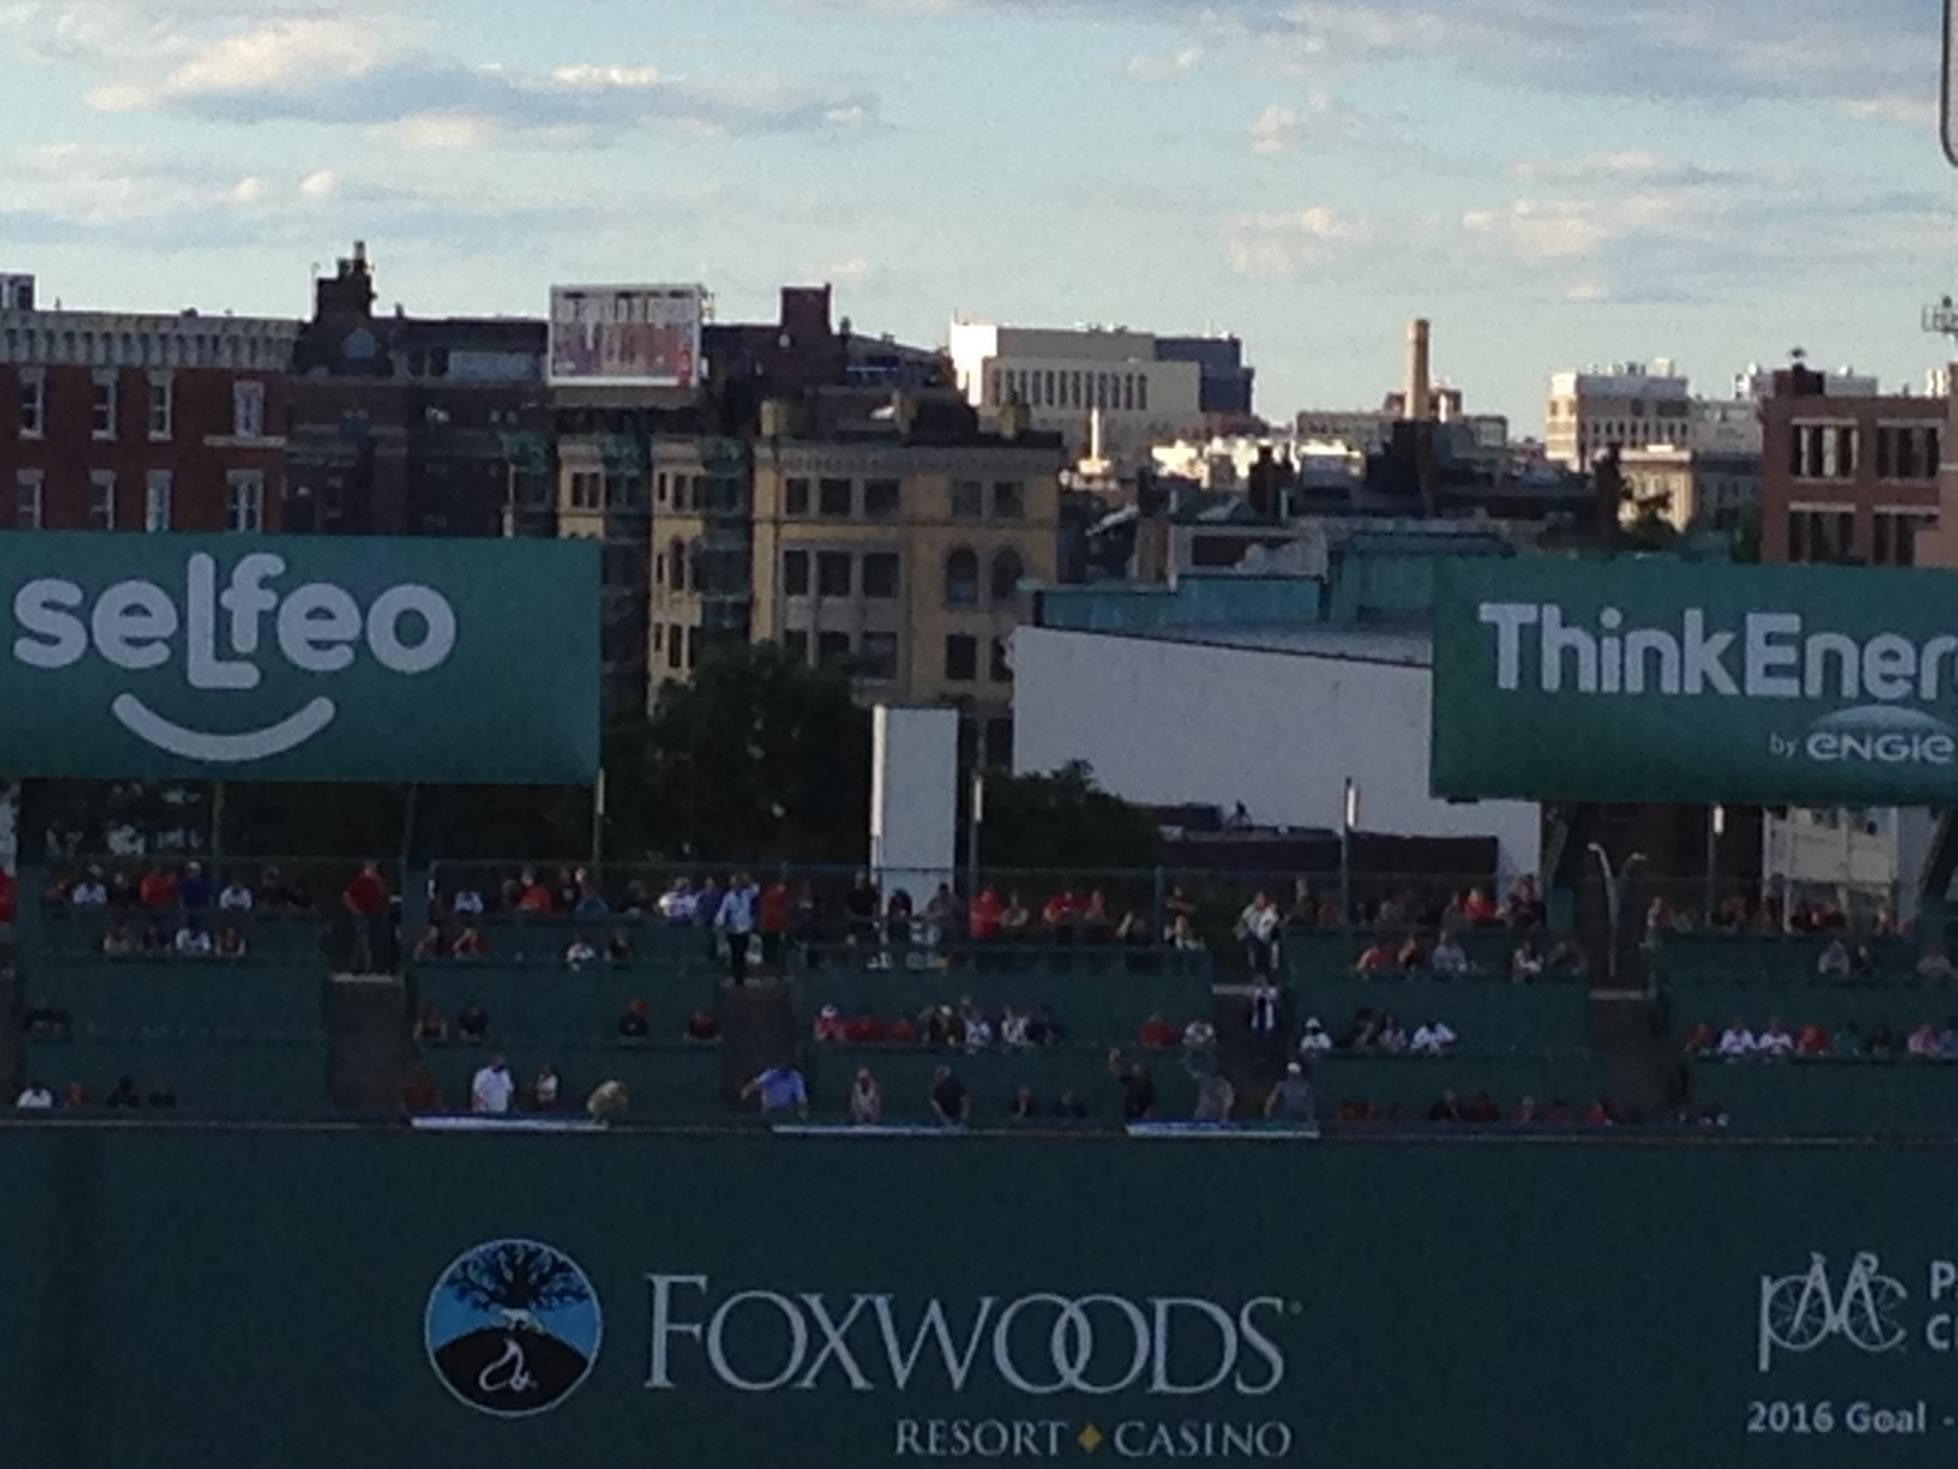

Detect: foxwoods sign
[0, 535, 598, 784]
[1432, 560, 1958, 804]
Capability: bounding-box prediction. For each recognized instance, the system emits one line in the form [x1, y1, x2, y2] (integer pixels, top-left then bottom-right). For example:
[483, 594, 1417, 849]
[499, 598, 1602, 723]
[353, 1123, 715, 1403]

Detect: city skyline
[1, 0, 1953, 427]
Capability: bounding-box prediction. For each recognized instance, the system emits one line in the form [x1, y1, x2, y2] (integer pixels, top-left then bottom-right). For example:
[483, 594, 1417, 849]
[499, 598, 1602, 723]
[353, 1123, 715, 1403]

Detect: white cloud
[1226, 204, 1373, 274]
[298, 168, 337, 198]
[1124, 45, 1203, 81]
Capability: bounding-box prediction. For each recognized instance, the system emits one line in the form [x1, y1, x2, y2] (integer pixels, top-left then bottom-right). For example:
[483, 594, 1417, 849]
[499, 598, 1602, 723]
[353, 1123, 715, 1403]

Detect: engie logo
[12, 552, 457, 764]
[426, 1239, 603, 1418]
[1780, 707, 1958, 769]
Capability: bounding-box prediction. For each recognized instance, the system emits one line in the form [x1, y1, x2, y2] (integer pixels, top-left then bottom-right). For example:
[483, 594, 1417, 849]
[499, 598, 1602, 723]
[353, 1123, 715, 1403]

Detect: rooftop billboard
[1433, 557, 1958, 804]
[0, 534, 598, 783]
[548, 284, 703, 388]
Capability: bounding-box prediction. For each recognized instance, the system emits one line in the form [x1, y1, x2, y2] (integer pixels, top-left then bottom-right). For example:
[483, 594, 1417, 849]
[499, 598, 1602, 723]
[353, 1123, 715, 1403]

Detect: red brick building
[0, 278, 297, 534]
[1759, 364, 1944, 566]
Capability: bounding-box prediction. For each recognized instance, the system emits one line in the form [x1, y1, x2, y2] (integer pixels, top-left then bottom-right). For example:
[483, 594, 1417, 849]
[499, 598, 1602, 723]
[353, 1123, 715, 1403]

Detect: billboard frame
[547, 283, 705, 390]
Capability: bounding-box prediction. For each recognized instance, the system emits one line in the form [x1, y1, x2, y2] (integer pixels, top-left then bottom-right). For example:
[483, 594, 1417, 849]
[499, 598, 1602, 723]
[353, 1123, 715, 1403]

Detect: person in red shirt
[757, 882, 789, 969]
[1354, 942, 1394, 975]
[0, 868, 16, 924]
[343, 861, 390, 973]
[969, 887, 1004, 948]
[515, 866, 554, 914]
[1462, 887, 1497, 925]
[138, 865, 176, 913]
[1137, 1014, 1180, 1050]
[812, 1005, 847, 1044]
[1795, 1022, 1832, 1057]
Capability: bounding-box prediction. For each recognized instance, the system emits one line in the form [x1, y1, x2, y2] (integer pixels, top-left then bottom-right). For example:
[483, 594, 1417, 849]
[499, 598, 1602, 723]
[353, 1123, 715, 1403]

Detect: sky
[2, 0, 1956, 430]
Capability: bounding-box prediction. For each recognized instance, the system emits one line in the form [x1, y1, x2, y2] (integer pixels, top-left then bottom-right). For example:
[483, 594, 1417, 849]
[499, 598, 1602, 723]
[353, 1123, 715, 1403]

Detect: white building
[1544, 361, 1692, 469]
[1012, 623, 1541, 881]
[947, 320, 1203, 465]
[1733, 362, 1878, 400]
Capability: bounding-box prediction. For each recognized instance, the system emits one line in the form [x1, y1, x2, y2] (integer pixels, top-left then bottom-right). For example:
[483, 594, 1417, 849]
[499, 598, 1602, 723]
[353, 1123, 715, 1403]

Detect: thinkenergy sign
[1431, 559, 1958, 803]
[0, 534, 598, 783]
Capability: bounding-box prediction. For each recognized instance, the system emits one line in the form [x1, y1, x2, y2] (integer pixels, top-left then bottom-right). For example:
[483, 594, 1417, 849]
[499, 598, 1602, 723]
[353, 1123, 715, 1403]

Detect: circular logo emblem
[425, 1238, 603, 1417]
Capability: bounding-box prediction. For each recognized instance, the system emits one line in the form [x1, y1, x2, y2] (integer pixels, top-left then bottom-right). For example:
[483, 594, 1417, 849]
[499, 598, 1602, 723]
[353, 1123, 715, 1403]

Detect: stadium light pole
[1340, 779, 1359, 925]
[1704, 804, 1725, 925]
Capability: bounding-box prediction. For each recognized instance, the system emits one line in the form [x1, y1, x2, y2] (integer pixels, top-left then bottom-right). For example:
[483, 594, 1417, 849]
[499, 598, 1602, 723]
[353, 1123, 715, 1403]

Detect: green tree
[977, 761, 1161, 872]
[608, 642, 871, 863]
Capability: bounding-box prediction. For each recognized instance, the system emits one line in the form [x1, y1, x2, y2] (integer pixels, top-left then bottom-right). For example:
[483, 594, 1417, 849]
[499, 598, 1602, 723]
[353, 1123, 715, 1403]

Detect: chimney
[1405, 318, 1432, 423]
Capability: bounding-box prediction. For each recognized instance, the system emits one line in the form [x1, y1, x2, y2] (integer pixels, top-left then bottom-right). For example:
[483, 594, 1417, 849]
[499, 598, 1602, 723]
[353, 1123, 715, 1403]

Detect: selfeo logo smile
[12, 551, 458, 763]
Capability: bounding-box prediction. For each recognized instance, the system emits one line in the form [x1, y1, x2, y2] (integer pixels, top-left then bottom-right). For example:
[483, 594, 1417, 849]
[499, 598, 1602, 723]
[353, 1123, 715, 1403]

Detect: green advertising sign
[1432, 557, 1958, 803]
[9, 1128, 1958, 1468]
[0, 534, 598, 783]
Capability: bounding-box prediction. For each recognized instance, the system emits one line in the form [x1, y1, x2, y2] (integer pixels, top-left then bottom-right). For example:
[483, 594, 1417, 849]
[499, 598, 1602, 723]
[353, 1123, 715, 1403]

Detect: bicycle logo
[1758, 1252, 1908, 1374]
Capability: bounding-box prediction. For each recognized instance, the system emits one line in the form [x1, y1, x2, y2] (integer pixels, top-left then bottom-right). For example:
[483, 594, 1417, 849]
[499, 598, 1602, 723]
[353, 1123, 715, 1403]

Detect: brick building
[0, 273, 297, 532]
[1759, 364, 1943, 566]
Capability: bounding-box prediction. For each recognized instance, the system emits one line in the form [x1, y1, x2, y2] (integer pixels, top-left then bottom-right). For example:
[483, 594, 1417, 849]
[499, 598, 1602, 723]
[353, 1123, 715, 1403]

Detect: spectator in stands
[1817, 939, 1852, 979]
[1462, 887, 1498, 925]
[813, 1005, 846, 1044]
[1411, 1017, 1457, 1056]
[1354, 940, 1395, 975]
[1511, 940, 1544, 982]
[1194, 1071, 1235, 1123]
[1182, 1017, 1217, 1056]
[1428, 1090, 1463, 1122]
[756, 880, 789, 968]
[1248, 976, 1280, 1037]
[845, 874, 880, 948]
[1899, 1022, 1930, 1058]
[1000, 1005, 1032, 1051]
[572, 869, 608, 920]
[1585, 1097, 1615, 1126]
[717, 874, 761, 984]
[926, 884, 961, 961]
[217, 874, 254, 913]
[515, 867, 554, 915]
[450, 882, 485, 918]
[451, 925, 487, 958]
[959, 999, 994, 1051]
[533, 1065, 561, 1111]
[850, 1068, 884, 1125]
[1001, 891, 1032, 948]
[658, 878, 697, 923]
[179, 862, 213, 913]
[1869, 1024, 1896, 1061]
[617, 999, 651, 1041]
[101, 924, 136, 957]
[416, 1005, 447, 1043]
[1108, 1049, 1157, 1121]
[172, 918, 212, 957]
[457, 1003, 490, 1044]
[1345, 1008, 1381, 1050]
[20, 999, 68, 1034]
[1717, 1020, 1756, 1057]
[888, 1014, 920, 1045]
[1040, 889, 1076, 951]
[1010, 1086, 1039, 1121]
[141, 923, 168, 953]
[1513, 1096, 1540, 1124]
[70, 867, 107, 908]
[1796, 1022, 1832, 1057]
[564, 933, 598, 970]
[742, 1063, 809, 1119]
[1429, 933, 1470, 975]
[139, 864, 177, 913]
[1920, 947, 1957, 981]
[1465, 1092, 1501, 1123]
[14, 1081, 53, 1111]
[1285, 879, 1317, 929]
[1138, 1014, 1180, 1051]
[884, 889, 916, 970]
[1757, 1018, 1794, 1058]
[63, 1083, 89, 1108]
[1547, 940, 1588, 977]
[1055, 1089, 1088, 1120]
[601, 928, 633, 964]
[1837, 1022, 1865, 1059]
[1265, 1062, 1315, 1123]
[1027, 1005, 1065, 1047]
[470, 1057, 514, 1115]
[687, 1010, 721, 1043]
[413, 927, 446, 961]
[107, 1076, 142, 1109]
[1681, 1021, 1716, 1057]
[107, 869, 136, 909]
[1395, 935, 1426, 971]
[1503, 875, 1544, 929]
[216, 925, 247, 959]
[1940, 1018, 1958, 1060]
[1167, 913, 1204, 953]
[586, 1080, 630, 1124]
[930, 1065, 971, 1126]
[261, 866, 310, 911]
[343, 861, 391, 973]
[1377, 1012, 1410, 1054]
[969, 885, 1004, 948]
[1165, 885, 1197, 934]
[1237, 892, 1282, 977]
[1298, 1016, 1333, 1058]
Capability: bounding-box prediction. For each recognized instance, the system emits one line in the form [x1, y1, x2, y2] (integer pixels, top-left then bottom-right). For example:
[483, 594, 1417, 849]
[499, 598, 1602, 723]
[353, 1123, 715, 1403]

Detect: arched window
[944, 547, 978, 608]
[670, 538, 687, 592]
[989, 548, 1025, 604]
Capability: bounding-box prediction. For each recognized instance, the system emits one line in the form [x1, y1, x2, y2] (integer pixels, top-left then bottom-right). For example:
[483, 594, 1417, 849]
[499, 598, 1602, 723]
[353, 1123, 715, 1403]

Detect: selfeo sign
[0, 534, 597, 783]
[1432, 559, 1958, 804]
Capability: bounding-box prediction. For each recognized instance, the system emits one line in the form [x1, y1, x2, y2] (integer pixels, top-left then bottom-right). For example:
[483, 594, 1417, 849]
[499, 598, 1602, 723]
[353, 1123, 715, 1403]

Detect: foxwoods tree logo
[1758, 1253, 1909, 1373]
[425, 1239, 603, 1417]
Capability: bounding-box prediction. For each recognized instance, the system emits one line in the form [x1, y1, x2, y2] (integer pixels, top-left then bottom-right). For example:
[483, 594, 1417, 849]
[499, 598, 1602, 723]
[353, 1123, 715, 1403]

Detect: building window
[1791, 422, 1856, 480]
[817, 631, 851, 668]
[1876, 425, 1940, 481]
[655, 472, 669, 504]
[782, 550, 810, 597]
[864, 478, 900, 518]
[687, 626, 701, 670]
[783, 630, 809, 665]
[990, 547, 1026, 604]
[605, 474, 644, 510]
[91, 374, 117, 439]
[944, 634, 977, 682]
[1137, 375, 1148, 412]
[817, 551, 852, 598]
[145, 472, 172, 532]
[785, 477, 810, 516]
[984, 716, 1014, 769]
[668, 625, 684, 669]
[15, 470, 42, 530]
[1873, 511, 1936, 568]
[570, 471, 603, 510]
[944, 548, 979, 607]
[90, 471, 116, 530]
[1123, 375, 1136, 411]
[147, 376, 173, 439]
[226, 470, 265, 532]
[652, 624, 664, 654]
[233, 381, 266, 440]
[858, 631, 898, 682]
[990, 637, 1013, 683]
[952, 481, 983, 519]
[993, 481, 1025, 520]
[819, 478, 853, 516]
[862, 552, 899, 599]
[1786, 508, 1855, 564]
[665, 538, 685, 593]
[18, 372, 45, 437]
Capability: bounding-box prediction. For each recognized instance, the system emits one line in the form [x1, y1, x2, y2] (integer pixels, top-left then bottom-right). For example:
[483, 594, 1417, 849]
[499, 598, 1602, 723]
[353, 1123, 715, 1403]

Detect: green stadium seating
[1290, 974, 1590, 1052]
[459, 917, 718, 972]
[1654, 933, 1915, 980]
[413, 959, 712, 1044]
[21, 1032, 331, 1116]
[41, 909, 326, 963]
[1690, 1057, 1958, 1136]
[416, 1039, 724, 1120]
[19, 958, 326, 1037]
[805, 1045, 1201, 1124]
[1312, 1053, 1609, 1114]
[1283, 929, 1528, 978]
[1662, 977, 1958, 1039]
[797, 963, 1212, 1047]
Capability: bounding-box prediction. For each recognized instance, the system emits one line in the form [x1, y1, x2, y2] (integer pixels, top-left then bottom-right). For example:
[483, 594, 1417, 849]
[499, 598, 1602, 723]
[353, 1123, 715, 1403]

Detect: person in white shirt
[1817, 940, 1852, 978]
[1000, 1006, 1032, 1051]
[1717, 1022, 1757, 1058]
[716, 874, 760, 984]
[533, 1065, 561, 1110]
[173, 923, 212, 957]
[1757, 1018, 1795, 1058]
[658, 878, 697, 923]
[1248, 979, 1280, 1035]
[217, 879, 254, 913]
[1429, 935, 1469, 975]
[451, 887, 485, 916]
[564, 935, 598, 969]
[14, 1083, 54, 1110]
[1411, 1019, 1457, 1055]
[1510, 942, 1544, 982]
[470, 1057, 515, 1115]
[1237, 893, 1282, 977]
[1919, 947, 1956, 981]
[69, 871, 108, 908]
[1297, 1016, 1333, 1058]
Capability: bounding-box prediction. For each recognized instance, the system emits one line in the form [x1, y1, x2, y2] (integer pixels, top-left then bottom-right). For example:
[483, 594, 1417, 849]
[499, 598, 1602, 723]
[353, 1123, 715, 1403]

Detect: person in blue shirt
[742, 1064, 808, 1119]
